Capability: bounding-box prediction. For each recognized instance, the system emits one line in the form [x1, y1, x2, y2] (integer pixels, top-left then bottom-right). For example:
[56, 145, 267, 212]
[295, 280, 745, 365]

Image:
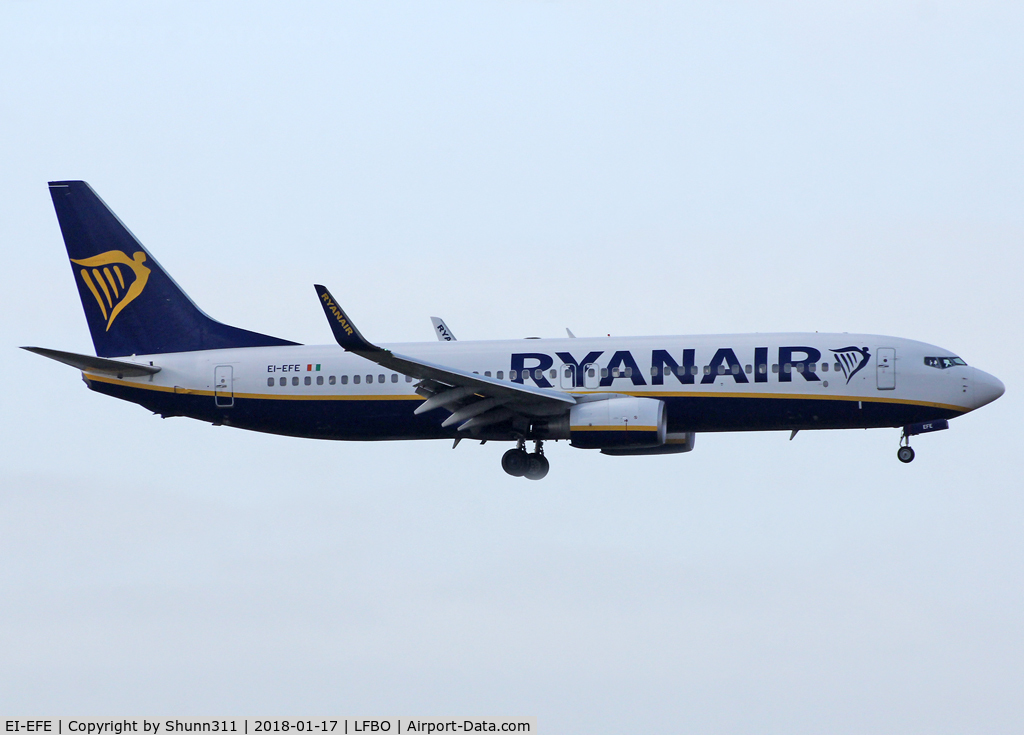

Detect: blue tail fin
[49, 181, 298, 357]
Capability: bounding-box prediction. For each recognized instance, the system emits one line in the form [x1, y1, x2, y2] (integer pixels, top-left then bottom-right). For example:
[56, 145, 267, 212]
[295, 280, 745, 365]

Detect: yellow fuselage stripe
[572, 425, 659, 432]
[569, 390, 965, 413]
[84, 373, 421, 400]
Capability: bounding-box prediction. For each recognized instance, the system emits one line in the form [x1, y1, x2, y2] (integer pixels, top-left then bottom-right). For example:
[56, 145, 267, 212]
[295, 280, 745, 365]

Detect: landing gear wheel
[524, 453, 550, 481]
[897, 446, 915, 463]
[501, 448, 529, 477]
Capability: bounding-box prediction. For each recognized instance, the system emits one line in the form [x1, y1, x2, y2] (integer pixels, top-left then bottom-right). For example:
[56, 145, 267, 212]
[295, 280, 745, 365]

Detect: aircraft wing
[22, 346, 161, 377]
[315, 285, 575, 430]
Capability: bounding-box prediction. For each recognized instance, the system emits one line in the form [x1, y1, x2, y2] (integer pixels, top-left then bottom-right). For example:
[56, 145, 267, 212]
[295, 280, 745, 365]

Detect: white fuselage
[82, 332, 1003, 442]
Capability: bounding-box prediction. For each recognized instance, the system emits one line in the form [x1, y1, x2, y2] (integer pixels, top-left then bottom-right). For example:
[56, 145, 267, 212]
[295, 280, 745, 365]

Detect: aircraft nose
[972, 368, 1005, 409]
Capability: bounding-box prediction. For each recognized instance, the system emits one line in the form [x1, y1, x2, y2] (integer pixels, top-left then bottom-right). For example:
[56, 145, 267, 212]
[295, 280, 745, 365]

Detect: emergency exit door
[215, 365, 234, 407]
[876, 348, 895, 390]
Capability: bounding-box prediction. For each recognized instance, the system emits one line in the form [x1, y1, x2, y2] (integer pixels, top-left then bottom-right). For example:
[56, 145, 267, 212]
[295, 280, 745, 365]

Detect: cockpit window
[924, 356, 967, 369]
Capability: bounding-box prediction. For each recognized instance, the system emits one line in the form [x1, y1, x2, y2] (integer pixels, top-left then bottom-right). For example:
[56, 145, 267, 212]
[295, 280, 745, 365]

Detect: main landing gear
[897, 428, 915, 464]
[502, 440, 550, 480]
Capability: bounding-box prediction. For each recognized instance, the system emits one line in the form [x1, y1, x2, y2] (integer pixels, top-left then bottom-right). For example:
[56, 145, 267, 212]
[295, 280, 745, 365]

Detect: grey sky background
[2, 1, 1023, 732]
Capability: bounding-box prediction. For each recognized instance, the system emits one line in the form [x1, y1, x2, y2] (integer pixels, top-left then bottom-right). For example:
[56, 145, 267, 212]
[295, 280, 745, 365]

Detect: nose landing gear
[501, 440, 550, 480]
[897, 445, 915, 463]
[897, 428, 915, 463]
[896, 420, 949, 463]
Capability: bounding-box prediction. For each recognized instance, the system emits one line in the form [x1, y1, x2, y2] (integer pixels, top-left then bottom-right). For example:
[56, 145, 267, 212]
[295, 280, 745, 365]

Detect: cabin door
[876, 348, 895, 390]
[215, 365, 234, 407]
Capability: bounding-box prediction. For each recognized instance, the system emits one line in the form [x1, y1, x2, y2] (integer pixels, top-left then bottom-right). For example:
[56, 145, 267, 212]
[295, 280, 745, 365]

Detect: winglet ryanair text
[320, 292, 354, 336]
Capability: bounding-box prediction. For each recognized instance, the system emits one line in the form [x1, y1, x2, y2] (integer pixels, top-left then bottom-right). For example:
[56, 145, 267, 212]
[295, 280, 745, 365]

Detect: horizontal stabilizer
[22, 346, 160, 377]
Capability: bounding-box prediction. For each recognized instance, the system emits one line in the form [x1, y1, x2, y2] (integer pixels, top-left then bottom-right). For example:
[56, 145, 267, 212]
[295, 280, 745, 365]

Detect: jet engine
[568, 396, 667, 449]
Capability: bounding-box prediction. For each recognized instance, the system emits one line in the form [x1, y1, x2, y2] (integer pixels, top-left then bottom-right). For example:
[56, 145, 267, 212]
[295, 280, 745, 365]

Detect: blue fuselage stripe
[87, 379, 961, 440]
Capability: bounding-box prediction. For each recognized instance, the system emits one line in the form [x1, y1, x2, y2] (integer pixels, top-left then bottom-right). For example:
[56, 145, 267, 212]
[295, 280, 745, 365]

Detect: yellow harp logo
[71, 250, 151, 331]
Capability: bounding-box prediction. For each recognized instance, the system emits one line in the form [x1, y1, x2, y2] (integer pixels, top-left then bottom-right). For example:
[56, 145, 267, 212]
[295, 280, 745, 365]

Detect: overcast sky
[2, 2, 1023, 732]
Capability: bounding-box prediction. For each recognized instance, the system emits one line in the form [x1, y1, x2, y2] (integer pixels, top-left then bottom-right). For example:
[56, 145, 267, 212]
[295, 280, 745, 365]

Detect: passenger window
[796, 364, 804, 373]
[267, 377, 274, 387]
[772, 364, 779, 374]
[784, 363, 792, 374]
[510, 370, 517, 380]
[650, 366, 658, 377]
[497, 371, 504, 380]
[691, 366, 699, 376]
[378, 374, 384, 383]
[353, 375, 361, 384]
[808, 363, 816, 372]
[745, 364, 752, 374]
[534, 369, 543, 379]
[279, 377, 286, 386]
[406, 375, 413, 382]
[292, 376, 299, 386]
[704, 366, 711, 375]
[731, 364, 739, 375]
[549, 369, 556, 379]
[717, 364, 725, 375]
[821, 363, 828, 372]
[317, 375, 324, 385]
[366, 375, 372, 383]
[625, 367, 633, 377]
[834, 362, 841, 372]
[612, 367, 620, 377]
[485, 371, 492, 377]
[304, 376, 311, 385]
[341, 375, 349, 385]
[601, 368, 609, 378]
[329, 376, 336, 385]
[758, 364, 767, 374]
[391, 374, 398, 383]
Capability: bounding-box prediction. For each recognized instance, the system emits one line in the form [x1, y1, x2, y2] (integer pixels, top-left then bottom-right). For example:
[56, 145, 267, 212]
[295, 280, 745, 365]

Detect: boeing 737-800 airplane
[25, 181, 1005, 480]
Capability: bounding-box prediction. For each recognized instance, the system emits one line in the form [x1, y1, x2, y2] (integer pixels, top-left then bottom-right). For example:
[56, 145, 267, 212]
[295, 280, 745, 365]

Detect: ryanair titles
[512, 345, 870, 388]
[319, 291, 354, 336]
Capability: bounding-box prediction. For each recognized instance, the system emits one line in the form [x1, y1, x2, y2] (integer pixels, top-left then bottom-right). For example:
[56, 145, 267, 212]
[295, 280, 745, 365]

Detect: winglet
[430, 316, 457, 342]
[313, 285, 378, 352]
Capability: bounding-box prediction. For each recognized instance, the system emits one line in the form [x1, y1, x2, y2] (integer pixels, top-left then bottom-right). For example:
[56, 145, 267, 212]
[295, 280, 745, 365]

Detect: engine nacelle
[569, 396, 667, 449]
[601, 432, 696, 456]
